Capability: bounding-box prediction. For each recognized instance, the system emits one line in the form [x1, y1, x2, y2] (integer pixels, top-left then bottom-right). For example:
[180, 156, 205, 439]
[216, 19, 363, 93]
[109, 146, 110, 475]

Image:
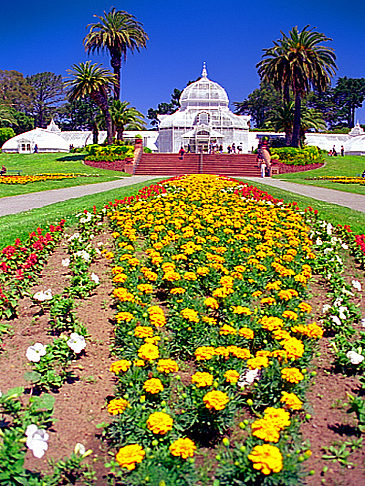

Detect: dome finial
[202, 62, 207, 78]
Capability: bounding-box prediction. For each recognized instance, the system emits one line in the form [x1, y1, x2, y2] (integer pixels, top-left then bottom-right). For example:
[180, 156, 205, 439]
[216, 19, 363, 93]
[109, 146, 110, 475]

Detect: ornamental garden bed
[0, 175, 364, 485]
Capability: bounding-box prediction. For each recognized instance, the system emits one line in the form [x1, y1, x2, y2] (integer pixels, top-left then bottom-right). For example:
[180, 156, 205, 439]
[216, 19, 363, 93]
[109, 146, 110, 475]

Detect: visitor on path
[232, 143, 236, 154]
[179, 146, 185, 160]
[341, 145, 345, 156]
[0, 165, 6, 176]
[219, 144, 223, 154]
[261, 140, 272, 176]
[362, 169, 365, 178]
[237, 143, 243, 154]
[260, 159, 267, 178]
[227, 146, 231, 154]
[332, 145, 337, 156]
[34, 144, 38, 153]
[187, 144, 192, 153]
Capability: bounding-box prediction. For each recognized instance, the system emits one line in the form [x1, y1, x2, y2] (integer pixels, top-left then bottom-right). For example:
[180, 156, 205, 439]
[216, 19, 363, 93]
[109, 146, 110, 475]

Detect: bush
[84, 143, 134, 161]
[270, 146, 324, 165]
[143, 147, 152, 153]
[0, 127, 16, 146]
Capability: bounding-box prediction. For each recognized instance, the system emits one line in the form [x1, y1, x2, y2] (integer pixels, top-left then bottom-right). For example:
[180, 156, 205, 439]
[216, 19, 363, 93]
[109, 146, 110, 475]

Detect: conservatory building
[157, 64, 251, 153]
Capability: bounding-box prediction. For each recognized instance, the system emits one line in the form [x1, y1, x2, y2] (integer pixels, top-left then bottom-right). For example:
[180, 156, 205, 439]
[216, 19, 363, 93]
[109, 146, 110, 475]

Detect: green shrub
[143, 147, 152, 153]
[271, 146, 324, 165]
[84, 143, 134, 161]
[0, 127, 16, 146]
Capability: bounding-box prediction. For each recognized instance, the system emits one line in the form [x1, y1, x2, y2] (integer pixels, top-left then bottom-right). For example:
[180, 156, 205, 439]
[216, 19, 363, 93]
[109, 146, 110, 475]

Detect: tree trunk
[110, 53, 121, 101]
[117, 127, 124, 141]
[291, 92, 301, 148]
[92, 121, 98, 144]
[91, 91, 113, 145]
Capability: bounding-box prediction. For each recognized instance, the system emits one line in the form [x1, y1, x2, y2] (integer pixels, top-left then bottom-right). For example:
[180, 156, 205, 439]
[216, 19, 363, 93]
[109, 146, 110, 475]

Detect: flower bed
[103, 174, 323, 484]
[306, 176, 365, 185]
[272, 162, 324, 174]
[0, 173, 98, 185]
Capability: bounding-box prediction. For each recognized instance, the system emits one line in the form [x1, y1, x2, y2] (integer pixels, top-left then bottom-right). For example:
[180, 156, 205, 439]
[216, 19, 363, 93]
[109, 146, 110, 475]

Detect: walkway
[0, 176, 159, 217]
[244, 177, 365, 214]
[1, 175, 364, 217]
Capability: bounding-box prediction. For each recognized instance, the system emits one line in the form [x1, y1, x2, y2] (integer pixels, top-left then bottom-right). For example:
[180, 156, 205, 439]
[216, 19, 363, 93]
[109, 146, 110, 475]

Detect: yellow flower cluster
[248, 444, 283, 475]
[147, 412, 173, 434]
[107, 398, 130, 415]
[148, 305, 166, 328]
[116, 444, 145, 470]
[203, 390, 229, 411]
[169, 437, 196, 459]
[191, 371, 214, 387]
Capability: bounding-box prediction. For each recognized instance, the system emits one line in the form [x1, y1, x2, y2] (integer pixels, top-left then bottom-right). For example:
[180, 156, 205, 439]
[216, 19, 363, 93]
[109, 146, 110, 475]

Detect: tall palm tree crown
[65, 61, 117, 144]
[110, 100, 146, 140]
[257, 25, 337, 147]
[84, 8, 148, 100]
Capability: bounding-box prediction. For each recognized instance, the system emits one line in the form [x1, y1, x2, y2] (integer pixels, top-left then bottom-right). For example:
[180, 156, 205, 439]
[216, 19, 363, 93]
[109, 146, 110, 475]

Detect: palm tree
[257, 26, 337, 147]
[110, 100, 146, 140]
[65, 61, 116, 144]
[84, 8, 148, 100]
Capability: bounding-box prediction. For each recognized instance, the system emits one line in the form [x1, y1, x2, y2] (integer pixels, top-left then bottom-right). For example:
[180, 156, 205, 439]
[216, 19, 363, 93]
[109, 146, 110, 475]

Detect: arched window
[198, 112, 210, 125]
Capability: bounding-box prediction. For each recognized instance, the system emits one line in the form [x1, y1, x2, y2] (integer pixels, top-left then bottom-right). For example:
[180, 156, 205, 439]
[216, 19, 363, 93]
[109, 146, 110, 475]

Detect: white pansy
[346, 350, 364, 365]
[361, 318, 365, 328]
[237, 369, 261, 388]
[33, 289, 53, 302]
[315, 238, 323, 246]
[68, 232, 80, 241]
[79, 212, 92, 224]
[330, 315, 342, 326]
[333, 297, 343, 307]
[74, 250, 90, 262]
[335, 255, 343, 264]
[90, 273, 100, 284]
[26, 343, 47, 362]
[341, 287, 354, 297]
[338, 306, 348, 320]
[327, 223, 333, 235]
[324, 248, 333, 255]
[352, 280, 362, 292]
[67, 333, 86, 354]
[61, 258, 70, 267]
[25, 424, 49, 458]
[341, 243, 349, 250]
[74, 443, 86, 455]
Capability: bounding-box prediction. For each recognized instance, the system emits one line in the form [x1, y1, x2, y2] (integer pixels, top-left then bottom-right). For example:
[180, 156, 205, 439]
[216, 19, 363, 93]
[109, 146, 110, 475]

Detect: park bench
[1, 169, 22, 176]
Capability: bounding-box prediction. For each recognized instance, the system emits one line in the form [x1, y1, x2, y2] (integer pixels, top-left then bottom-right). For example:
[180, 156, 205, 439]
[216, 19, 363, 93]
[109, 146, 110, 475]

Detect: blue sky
[1, 0, 365, 123]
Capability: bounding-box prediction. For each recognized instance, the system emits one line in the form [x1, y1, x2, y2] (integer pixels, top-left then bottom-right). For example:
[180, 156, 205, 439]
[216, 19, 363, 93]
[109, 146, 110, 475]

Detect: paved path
[244, 177, 365, 214]
[0, 176, 159, 217]
[1, 175, 364, 217]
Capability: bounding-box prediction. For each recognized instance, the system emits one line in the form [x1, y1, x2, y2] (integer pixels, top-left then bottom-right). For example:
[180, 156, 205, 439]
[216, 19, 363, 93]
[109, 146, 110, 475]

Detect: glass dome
[180, 64, 229, 108]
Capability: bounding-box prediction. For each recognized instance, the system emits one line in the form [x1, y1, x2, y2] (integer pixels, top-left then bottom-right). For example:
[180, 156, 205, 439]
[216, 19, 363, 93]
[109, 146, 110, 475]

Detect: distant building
[157, 64, 251, 153]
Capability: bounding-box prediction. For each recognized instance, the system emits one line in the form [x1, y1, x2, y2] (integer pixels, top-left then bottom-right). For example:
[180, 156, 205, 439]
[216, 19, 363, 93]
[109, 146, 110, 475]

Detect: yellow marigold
[115, 312, 134, 322]
[148, 306, 166, 328]
[108, 398, 130, 415]
[247, 356, 269, 370]
[251, 418, 281, 442]
[138, 343, 159, 361]
[281, 367, 304, 383]
[113, 273, 128, 283]
[224, 369, 240, 384]
[202, 316, 217, 325]
[110, 359, 132, 374]
[298, 302, 312, 313]
[282, 310, 298, 321]
[233, 306, 252, 315]
[147, 411, 173, 435]
[170, 287, 186, 294]
[252, 290, 262, 298]
[272, 329, 291, 340]
[271, 350, 287, 362]
[104, 251, 114, 259]
[203, 390, 229, 411]
[265, 280, 282, 291]
[157, 359, 179, 373]
[143, 378, 164, 394]
[280, 392, 303, 410]
[292, 323, 323, 339]
[228, 346, 251, 359]
[248, 444, 283, 475]
[238, 327, 254, 339]
[261, 297, 276, 306]
[220, 324, 237, 335]
[204, 297, 219, 310]
[197, 266, 209, 276]
[134, 326, 154, 338]
[181, 308, 199, 323]
[281, 337, 304, 359]
[137, 284, 153, 294]
[263, 407, 291, 429]
[113, 287, 135, 302]
[164, 270, 180, 281]
[278, 289, 298, 301]
[261, 316, 284, 331]
[112, 266, 125, 274]
[116, 444, 145, 470]
[169, 437, 196, 459]
[162, 262, 176, 272]
[191, 371, 214, 387]
[195, 346, 216, 360]
[145, 336, 161, 345]
[134, 359, 145, 367]
[183, 272, 197, 281]
[215, 346, 230, 357]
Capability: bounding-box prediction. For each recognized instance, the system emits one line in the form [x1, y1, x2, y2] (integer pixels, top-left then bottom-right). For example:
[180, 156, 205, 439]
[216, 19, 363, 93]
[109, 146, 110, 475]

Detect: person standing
[232, 143, 236, 154]
[178, 146, 185, 160]
[341, 145, 344, 156]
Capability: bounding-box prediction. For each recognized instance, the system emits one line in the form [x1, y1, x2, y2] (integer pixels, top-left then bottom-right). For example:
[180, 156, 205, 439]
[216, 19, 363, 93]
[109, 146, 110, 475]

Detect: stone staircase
[134, 153, 261, 176]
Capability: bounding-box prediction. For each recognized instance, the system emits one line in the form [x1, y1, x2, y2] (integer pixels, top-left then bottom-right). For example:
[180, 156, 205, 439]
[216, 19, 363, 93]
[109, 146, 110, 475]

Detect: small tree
[0, 127, 15, 146]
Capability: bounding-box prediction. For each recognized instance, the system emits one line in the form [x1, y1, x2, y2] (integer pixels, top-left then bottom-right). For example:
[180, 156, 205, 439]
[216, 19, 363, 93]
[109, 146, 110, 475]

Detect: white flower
[341, 243, 349, 250]
[33, 289, 53, 302]
[74, 443, 86, 455]
[352, 280, 362, 292]
[361, 318, 365, 328]
[237, 369, 261, 388]
[26, 424, 49, 458]
[68, 232, 80, 241]
[338, 306, 348, 320]
[79, 212, 92, 224]
[333, 297, 343, 307]
[324, 248, 333, 255]
[322, 304, 331, 313]
[327, 223, 333, 235]
[74, 250, 90, 262]
[315, 238, 323, 246]
[335, 255, 343, 264]
[26, 343, 47, 362]
[330, 315, 342, 326]
[67, 333, 86, 354]
[346, 350, 364, 365]
[90, 273, 99, 284]
[61, 258, 70, 267]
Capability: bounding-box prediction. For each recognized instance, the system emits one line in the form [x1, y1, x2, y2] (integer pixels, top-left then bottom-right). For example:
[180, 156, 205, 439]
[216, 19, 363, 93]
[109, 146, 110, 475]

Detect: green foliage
[0, 127, 16, 145]
[85, 142, 134, 161]
[270, 146, 324, 165]
[27, 72, 65, 128]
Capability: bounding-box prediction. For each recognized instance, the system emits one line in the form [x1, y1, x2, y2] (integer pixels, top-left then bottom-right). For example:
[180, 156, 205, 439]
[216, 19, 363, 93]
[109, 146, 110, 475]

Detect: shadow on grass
[56, 155, 85, 162]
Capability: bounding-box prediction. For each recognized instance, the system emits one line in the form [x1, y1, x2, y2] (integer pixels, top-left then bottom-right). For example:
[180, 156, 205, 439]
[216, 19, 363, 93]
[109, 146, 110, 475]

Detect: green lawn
[0, 179, 162, 248]
[0, 153, 129, 198]
[275, 155, 365, 195]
